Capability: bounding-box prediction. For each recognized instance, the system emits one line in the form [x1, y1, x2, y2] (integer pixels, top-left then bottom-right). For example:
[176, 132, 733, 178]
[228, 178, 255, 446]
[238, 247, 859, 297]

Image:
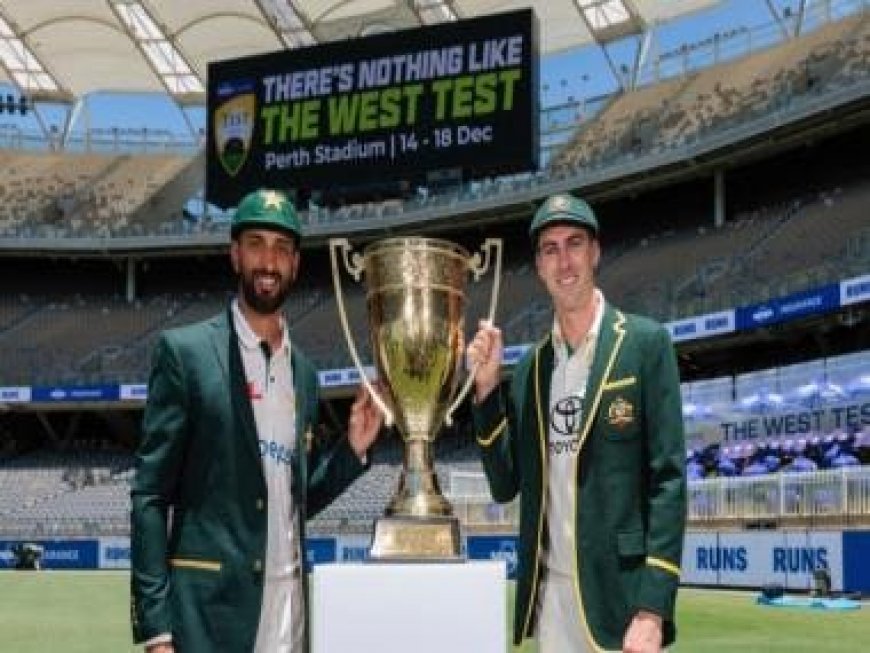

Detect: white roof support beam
[574, 0, 647, 91]
[0, 8, 65, 100]
[765, 0, 794, 39]
[630, 27, 654, 90]
[109, 1, 204, 103]
[794, 0, 810, 37]
[409, 0, 460, 24]
[575, 0, 645, 43]
[254, 0, 318, 48]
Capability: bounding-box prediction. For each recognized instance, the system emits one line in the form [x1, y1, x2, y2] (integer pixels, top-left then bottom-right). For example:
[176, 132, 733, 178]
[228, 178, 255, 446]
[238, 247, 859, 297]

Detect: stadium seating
[0, 164, 867, 383]
[0, 152, 189, 237]
[0, 5, 869, 540]
[0, 448, 132, 537]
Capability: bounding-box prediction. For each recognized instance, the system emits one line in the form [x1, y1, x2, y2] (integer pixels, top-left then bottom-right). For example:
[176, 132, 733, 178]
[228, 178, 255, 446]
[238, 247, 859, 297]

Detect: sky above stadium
[0, 0, 857, 140]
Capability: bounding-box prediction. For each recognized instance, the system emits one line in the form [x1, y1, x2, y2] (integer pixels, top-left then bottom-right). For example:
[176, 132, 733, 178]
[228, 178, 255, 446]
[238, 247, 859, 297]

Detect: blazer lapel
[533, 335, 554, 468]
[210, 306, 264, 470]
[291, 348, 309, 488]
[576, 303, 627, 452]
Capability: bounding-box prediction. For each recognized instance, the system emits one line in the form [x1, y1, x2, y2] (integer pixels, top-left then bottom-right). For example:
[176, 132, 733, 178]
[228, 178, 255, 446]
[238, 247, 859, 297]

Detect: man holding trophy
[131, 189, 383, 653]
[467, 193, 687, 653]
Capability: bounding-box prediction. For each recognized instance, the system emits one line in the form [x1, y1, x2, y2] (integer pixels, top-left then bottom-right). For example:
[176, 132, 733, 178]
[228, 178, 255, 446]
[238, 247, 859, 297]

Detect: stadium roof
[0, 0, 720, 105]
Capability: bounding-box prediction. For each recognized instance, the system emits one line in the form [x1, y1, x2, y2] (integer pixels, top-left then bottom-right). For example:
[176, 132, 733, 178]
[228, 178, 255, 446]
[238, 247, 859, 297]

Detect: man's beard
[239, 271, 291, 315]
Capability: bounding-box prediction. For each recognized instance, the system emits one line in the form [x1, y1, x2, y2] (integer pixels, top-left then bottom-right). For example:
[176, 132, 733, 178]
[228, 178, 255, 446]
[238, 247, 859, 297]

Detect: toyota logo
[551, 395, 584, 435]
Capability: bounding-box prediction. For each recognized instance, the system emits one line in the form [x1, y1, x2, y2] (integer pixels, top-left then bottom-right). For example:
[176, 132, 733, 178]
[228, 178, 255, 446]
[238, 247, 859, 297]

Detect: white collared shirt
[545, 288, 605, 577]
[232, 301, 303, 653]
[232, 300, 300, 578]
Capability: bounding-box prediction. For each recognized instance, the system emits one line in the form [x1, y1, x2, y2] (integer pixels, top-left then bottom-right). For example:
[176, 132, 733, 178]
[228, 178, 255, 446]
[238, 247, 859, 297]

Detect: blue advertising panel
[840, 274, 870, 306]
[466, 534, 519, 579]
[0, 386, 30, 403]
[842, 531, 870, 593]
[0, 539, 99, 569]
[99, 537, 131, 569]
[666, 310, 735, 343]
[305, 537, 338, 570]
[681, 531, 843, 590]
[31, 384, 120, 403]
[736, 284, 840, 330]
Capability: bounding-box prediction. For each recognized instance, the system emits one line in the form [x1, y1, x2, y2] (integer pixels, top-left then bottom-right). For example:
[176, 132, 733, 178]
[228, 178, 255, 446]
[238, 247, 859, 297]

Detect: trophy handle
[328, 238, 395, 427]
[444, 238, 503, 426]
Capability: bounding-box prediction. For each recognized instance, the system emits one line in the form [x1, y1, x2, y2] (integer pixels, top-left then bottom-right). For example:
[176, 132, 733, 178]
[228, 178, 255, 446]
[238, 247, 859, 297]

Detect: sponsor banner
[466, 535, 518, 579]
[336, 534, 372, 563]
[682, 531, 842, 591]
[502, 344, 531, 366]
[31, 384, 120, 403]
[305, 537, 337, 570]
[666, 310, 735, 343]
[0, 386, 31, 403]
[840, 274, 870, 307]
[713, 399, 870, 444]
[206, 9, 539, 207]
[99, 537, 131, 569]
[842, 531, 870, 593]
[736, 284, 840, 330]
[0, 539, 99, 569]
[119, 384, 148, 401]
[317, 366, 375, 389]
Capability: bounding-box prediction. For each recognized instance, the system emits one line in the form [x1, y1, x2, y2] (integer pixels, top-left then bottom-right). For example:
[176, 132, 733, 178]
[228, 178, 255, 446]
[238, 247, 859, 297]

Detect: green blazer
[473, 303, 686, 651]
[131, 307, 365, 652]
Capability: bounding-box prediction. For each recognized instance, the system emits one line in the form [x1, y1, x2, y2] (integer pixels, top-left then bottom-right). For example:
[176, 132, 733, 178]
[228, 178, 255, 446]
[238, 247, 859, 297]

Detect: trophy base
[369, 516, 462, 562]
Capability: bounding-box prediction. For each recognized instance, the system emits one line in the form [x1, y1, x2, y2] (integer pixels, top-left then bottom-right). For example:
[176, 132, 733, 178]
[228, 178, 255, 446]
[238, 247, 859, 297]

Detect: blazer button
[253, 559, 263, 573]
[256, 498, 265, 511]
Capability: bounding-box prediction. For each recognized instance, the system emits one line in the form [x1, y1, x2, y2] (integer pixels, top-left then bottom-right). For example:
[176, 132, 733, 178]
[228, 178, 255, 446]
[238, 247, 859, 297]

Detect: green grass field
[0, 571, 866, 652]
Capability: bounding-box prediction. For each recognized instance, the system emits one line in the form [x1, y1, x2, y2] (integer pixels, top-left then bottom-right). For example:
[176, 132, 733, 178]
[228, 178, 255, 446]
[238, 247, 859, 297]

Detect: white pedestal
[311, 560, 506, 653]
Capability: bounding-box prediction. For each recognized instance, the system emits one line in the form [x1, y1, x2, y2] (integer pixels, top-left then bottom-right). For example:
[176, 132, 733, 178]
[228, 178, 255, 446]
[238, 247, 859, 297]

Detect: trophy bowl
[330, 236, 501, 560]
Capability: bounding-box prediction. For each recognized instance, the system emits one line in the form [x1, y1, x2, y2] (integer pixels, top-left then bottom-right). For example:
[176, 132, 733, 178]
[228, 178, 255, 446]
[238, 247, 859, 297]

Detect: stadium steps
[127, 149, 204, 229]
[59, 154, 133, 227]
[0, 299, 45, 337]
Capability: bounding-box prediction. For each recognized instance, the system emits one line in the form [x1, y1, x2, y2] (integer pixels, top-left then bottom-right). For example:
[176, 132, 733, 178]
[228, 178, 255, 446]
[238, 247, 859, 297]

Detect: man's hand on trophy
[347, 383, 384, 460]
[466, 319, 503, 403]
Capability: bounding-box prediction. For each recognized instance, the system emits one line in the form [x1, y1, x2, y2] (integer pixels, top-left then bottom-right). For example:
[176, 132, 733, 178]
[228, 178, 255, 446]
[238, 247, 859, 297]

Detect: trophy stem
[386, 438, 453, 517]
[371, 437, 462, 561]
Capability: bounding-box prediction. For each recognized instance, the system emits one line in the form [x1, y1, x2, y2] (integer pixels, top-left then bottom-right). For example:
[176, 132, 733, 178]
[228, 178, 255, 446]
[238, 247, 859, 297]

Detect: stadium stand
[0, 2, 868, 545]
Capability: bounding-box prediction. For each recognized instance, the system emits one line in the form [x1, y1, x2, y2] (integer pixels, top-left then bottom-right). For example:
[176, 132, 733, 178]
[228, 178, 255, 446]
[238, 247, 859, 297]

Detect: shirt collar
[551, 288, 605, 358]
[231, 299, 290, 355]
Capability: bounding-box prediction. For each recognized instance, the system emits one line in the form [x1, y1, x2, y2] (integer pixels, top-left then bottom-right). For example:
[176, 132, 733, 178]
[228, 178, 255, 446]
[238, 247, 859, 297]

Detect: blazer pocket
[169, 557, 222, 573]
[603, 376, 637, 392]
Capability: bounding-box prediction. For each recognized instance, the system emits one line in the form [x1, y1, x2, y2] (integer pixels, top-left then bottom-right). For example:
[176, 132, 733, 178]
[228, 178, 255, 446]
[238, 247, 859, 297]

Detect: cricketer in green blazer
[131, 310, 365, 651]
[131, 189, 382, 653]
[467, 193, 686, 652]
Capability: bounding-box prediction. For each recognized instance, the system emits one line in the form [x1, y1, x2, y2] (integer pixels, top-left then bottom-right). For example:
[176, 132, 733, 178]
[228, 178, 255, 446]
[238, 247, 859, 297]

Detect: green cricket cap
[530, 193, 599, 244]
[231, 189, 302, 241]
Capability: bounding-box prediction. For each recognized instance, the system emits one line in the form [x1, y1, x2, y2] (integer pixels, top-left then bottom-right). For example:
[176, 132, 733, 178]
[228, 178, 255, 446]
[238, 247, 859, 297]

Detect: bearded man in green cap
[131, 189, 383, 653]
[467, 192, 686, 653]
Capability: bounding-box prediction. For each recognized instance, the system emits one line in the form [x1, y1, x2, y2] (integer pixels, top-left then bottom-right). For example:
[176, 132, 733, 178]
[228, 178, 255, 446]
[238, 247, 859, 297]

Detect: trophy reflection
[330, 237, 501, 560]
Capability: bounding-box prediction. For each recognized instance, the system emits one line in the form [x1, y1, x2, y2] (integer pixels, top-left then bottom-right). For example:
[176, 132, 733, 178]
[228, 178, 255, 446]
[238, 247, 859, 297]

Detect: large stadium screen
[206, 9, 539, 208]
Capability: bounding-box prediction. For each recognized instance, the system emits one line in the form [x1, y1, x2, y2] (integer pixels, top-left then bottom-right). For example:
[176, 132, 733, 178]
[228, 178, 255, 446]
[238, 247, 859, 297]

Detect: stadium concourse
[0, 0, 869, 600]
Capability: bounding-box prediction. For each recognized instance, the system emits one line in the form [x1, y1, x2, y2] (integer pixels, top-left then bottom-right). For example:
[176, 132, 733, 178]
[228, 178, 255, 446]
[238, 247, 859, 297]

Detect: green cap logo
[231, 189, 302, 241]
[530, 193, 599, 243]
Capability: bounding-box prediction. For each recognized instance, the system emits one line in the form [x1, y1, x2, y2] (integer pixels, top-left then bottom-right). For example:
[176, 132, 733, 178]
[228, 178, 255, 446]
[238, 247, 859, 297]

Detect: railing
[446, 467, 870, 528]
[637, 0, 868, 85]
[689, 468, 870, 522]
[0, 123, 202, 155]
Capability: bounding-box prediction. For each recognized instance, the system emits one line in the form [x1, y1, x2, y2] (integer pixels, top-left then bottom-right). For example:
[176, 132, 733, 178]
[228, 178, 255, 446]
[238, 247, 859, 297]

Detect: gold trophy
[330, 237, 501, 560]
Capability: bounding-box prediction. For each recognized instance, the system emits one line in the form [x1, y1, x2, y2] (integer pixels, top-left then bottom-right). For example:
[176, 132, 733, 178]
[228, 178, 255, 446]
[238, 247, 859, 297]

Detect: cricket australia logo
[549, 394, 583, 456]
[214, 79, 256, 177]
[548, 195, 570, 212]
[607, 396, 635, 428]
